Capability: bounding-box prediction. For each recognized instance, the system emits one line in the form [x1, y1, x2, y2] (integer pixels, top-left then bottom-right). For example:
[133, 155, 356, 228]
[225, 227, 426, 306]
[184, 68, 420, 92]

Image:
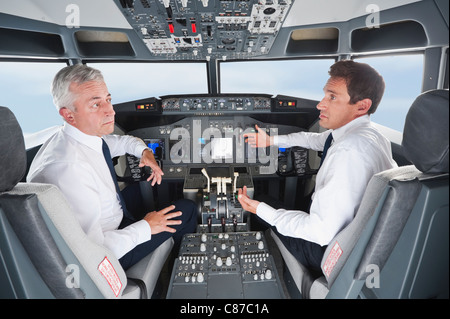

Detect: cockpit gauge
[162, 98, 180, 110]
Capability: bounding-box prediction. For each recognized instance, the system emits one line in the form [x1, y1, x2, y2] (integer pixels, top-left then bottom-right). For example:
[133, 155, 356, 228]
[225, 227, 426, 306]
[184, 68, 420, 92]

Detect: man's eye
[92, 103, 99, 108]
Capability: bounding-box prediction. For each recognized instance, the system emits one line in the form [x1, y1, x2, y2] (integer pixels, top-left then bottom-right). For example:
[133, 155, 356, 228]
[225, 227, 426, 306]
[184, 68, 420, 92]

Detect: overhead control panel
[116, 0, 294, 60]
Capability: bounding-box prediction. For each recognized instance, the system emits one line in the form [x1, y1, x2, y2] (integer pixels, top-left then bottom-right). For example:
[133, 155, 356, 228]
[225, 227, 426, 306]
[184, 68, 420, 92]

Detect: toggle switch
[258, 240, 264, 250]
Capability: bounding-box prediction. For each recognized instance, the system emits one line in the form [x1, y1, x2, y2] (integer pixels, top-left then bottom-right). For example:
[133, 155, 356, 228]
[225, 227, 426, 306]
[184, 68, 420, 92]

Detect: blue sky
[0, 54, 423, 138]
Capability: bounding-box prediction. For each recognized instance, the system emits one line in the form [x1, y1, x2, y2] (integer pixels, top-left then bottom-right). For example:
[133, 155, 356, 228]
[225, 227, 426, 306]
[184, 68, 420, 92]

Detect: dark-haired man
[239, 60, 397, 274]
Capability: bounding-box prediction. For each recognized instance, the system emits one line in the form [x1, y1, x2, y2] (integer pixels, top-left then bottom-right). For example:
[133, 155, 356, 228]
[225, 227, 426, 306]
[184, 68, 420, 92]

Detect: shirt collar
[331, 115, 370, 142]
[62, 122, 103, 154]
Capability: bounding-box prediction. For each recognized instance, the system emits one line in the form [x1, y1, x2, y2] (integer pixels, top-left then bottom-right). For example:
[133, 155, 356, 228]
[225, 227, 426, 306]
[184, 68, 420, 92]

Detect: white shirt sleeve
[274, 130, 332, 151]
[256, 147, 372, 246]
[103, 134, 148, 158]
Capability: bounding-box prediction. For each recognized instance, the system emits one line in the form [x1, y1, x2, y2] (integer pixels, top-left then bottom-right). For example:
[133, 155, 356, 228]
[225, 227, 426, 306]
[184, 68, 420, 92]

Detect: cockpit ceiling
[0, 0, 131, 29]
[283, 0, 423, 27]
[1, 0, 423, 29]
[0, 0, 442, 61]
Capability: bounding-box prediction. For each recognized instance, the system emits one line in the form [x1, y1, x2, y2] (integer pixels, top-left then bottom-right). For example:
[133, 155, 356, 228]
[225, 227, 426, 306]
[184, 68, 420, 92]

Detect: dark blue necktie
[319, 133, 333, 168]
[102, 139, 134, 221]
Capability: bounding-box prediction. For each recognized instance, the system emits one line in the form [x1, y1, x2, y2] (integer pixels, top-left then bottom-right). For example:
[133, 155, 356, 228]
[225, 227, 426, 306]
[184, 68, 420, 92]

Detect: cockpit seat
[271, 89, 449, 299]
[0, 106, 173, 299]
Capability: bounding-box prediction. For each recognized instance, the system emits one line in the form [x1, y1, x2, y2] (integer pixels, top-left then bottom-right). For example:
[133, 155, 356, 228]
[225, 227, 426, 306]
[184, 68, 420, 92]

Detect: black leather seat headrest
[0, 107, 27, 192]
[402, 90, 449, 174]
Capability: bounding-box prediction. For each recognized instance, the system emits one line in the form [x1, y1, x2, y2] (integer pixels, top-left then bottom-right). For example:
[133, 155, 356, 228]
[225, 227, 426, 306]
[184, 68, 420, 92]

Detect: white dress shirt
[27, 122, 151, 259]
[258, 115, 397, 246]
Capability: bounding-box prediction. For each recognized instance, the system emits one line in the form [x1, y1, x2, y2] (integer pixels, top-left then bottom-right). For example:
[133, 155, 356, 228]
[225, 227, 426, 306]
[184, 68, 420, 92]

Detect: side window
[0, 61, 67, 146]
[355, 54, 424, 132]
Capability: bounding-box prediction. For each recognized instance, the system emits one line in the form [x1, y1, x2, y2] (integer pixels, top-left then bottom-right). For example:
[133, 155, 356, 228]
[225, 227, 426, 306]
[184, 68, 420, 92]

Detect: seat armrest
[124, 237, 174, 298]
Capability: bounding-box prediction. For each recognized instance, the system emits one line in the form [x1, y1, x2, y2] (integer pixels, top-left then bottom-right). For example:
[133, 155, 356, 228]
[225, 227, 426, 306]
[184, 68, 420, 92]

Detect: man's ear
[59, 107, 75, 125]
[356, 98, 372, 115]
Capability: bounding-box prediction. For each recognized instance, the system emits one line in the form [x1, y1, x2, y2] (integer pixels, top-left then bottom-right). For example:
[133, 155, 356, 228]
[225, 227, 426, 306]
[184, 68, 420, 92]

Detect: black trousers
[118, 185, 197, 271]
[251, 195, 327, 277]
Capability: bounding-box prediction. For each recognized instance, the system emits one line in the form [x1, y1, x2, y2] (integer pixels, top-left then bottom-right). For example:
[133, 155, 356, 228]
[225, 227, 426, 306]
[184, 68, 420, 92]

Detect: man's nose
[317, 98, 326, 110]
[105, 101, 115, 115]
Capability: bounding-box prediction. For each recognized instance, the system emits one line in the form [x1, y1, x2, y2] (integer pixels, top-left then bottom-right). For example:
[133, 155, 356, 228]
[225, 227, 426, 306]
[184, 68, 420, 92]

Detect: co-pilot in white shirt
[257, 115, 398, 246]
[27, 122, 151, 259]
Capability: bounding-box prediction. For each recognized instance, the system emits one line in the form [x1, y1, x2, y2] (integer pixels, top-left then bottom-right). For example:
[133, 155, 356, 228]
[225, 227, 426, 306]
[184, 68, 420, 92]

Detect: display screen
[211, 137, 233, 160]
[144, 138, 165, 159]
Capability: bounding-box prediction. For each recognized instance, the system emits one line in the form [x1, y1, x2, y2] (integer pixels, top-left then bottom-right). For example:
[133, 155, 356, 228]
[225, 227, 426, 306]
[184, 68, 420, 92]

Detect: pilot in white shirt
[239, 60, 397, 273]
[28, 65, 196, 270]
[28, 123, 152, 259]
[259, 114, 397, 245]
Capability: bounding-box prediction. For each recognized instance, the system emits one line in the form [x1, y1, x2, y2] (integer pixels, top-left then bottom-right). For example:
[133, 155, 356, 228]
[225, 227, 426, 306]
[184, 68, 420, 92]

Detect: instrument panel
[118, 93, 318, 300]
[129, 115, 280, 178]
[162, 95, 272, 112]
[115, 93, 319, 179]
